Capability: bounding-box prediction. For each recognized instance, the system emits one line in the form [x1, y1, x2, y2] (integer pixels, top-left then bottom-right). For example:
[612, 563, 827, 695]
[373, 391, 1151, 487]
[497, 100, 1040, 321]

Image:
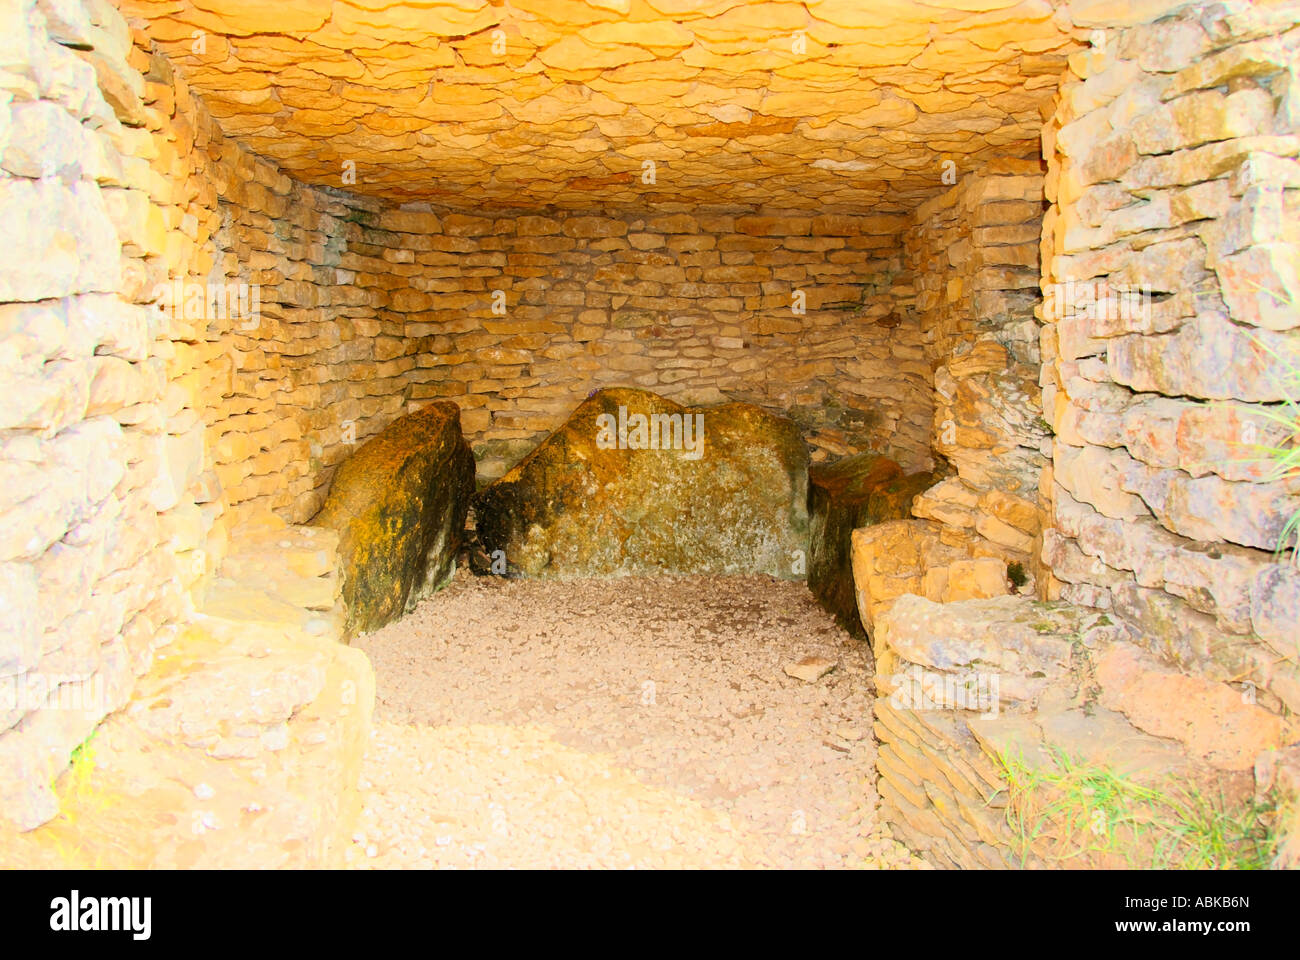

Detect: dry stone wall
[0, 0, 384, 831]
[218, 195, 937, 496]
[0, 0, 205, 829]
[862, 0, 1300, 870]
[218, 195, 935, 506]
[125, 59, 941, 530]
[0, 0, 937, 834]
[905, 168, 1051, 581]
[368, 205, 932, 479]
[182, 130, 942, 516]
[873, 679, 1020, 869]
[209, 169, 398, 526]
[1040, 1, 1300, 725]
[7, 0, 1296, 867]
[850, 169, 1052, 645]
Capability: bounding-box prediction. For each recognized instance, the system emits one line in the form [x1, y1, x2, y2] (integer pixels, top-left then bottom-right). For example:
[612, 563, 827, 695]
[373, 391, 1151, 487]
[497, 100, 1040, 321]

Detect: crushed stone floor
[347, 571, 929, 869]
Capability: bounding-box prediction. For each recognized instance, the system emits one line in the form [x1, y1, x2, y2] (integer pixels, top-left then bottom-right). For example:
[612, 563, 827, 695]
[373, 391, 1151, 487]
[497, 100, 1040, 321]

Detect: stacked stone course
[3, 0, 1298, 868]
[861, 0, 1300, 869]
[1041, 2, 1300, 720]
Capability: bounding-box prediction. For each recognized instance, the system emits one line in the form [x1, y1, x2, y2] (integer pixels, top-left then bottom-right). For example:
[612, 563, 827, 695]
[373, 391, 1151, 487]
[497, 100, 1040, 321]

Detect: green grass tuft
[1229, 281, 1300, 567]
[1007, 561, 1027, 588]
[994, 747, 1279, 869]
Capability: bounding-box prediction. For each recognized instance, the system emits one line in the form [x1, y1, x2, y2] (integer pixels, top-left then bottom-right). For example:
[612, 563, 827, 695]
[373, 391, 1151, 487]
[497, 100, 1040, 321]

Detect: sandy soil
[346, 571, 927, 869]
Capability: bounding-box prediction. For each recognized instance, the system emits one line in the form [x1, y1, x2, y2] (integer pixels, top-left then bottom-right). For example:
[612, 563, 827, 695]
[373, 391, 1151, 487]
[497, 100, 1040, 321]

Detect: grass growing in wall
[995, 747, 1279, 869]
[42, 732, 114, 868]
[1250, 336, 1300, 568]
[66, 736, 95, 798]
[1233, 281, 1300, 567]
[1006, 561, 1027, 589]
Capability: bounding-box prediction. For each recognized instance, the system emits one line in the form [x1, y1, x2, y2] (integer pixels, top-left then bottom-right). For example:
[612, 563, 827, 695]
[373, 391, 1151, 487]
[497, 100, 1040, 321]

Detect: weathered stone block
[473, 388, 809, 579]
[313, 402, 474, 639]
[1096, 642, 1284, 771]
[807, 454, 930, 637]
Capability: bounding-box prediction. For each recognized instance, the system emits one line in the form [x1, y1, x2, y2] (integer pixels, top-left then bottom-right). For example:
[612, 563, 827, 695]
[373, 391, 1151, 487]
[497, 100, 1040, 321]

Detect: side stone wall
[1040, 0, 1300, 729]
[863, 0, 1300, 870]
[851, 169, 1051, 638]
[0, 0, 383, 830]
[0, 0, 207, 828]
[905, 167, 1050, 582]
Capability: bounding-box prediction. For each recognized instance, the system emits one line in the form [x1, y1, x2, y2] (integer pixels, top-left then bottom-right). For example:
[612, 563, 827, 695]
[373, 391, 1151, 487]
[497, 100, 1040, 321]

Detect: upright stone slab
[473, 387, 809, 578]
[807, 453, 938, 638]
[313, 401, 475, 638]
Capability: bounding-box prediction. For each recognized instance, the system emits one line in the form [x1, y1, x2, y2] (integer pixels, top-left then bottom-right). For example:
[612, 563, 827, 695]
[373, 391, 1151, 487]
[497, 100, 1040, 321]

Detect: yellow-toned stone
[116, 0, 1076, 207]
[184, 0, 329, 34]
[579, 20, 694, 51]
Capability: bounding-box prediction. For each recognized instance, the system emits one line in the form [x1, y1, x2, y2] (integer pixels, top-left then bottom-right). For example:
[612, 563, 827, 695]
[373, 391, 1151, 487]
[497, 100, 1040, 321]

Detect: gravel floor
[346, 571, 928, 869]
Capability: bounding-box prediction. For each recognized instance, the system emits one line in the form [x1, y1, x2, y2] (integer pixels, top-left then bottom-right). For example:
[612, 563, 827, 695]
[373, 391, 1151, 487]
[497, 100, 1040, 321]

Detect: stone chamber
[0, 0, 1298, 869]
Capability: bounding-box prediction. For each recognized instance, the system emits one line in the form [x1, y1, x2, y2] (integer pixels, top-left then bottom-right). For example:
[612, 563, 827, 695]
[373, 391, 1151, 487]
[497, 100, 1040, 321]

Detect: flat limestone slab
[0, 616, 374, 869]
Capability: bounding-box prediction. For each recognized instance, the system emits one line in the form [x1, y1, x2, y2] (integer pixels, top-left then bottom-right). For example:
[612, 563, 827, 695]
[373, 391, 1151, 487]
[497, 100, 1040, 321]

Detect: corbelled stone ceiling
[119, 0, 1083, 210]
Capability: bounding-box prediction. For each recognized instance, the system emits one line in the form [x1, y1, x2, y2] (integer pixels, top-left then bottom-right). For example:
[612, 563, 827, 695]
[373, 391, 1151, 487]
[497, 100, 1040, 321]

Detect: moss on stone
[313, 401, 475, 639]
[472, 388, 809, 578]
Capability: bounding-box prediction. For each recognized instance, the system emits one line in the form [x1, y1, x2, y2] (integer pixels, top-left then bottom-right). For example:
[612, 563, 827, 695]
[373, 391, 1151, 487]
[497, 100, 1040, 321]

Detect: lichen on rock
[472, 387, 809, 579]
[313, 401, 475, 639]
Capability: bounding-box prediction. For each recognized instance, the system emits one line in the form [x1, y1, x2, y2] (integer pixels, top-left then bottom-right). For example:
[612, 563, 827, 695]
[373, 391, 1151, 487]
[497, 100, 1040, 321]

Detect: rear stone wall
[218, 198, 936, 511]
[215, 191, 940, 516]
[356, 205, 934, 480]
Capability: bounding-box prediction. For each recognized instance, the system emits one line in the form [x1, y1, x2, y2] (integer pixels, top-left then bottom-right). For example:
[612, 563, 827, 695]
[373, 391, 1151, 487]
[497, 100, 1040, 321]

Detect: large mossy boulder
[473, 387, 809, 578]
[808, 452, 938, 638]
[313, 401, 475, 639]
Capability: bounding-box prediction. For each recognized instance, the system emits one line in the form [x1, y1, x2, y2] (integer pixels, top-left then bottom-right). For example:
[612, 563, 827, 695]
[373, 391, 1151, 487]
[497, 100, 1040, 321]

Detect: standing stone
[313, 402, 475, 639]
[472, 388, 809, 579]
